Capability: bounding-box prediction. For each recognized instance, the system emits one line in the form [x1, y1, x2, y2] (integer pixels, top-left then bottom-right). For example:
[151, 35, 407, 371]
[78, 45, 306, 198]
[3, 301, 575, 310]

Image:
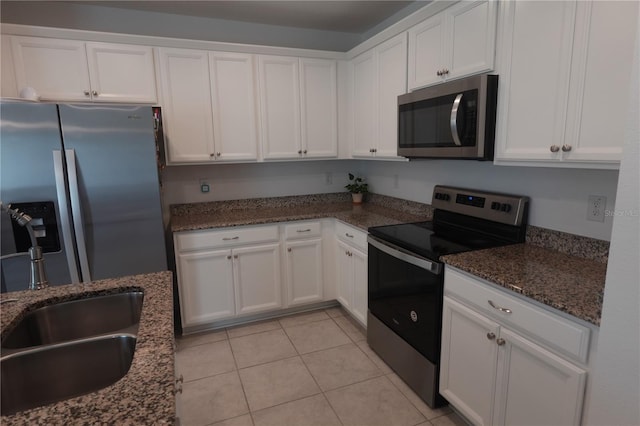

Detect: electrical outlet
[587, 195, 606, 222]
[199, 179, 210, 193]
[325, 172, 333, 185]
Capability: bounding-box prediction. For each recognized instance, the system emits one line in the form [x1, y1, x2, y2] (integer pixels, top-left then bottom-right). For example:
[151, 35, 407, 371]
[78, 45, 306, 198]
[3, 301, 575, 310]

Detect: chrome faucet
[1, 202, 49, 290]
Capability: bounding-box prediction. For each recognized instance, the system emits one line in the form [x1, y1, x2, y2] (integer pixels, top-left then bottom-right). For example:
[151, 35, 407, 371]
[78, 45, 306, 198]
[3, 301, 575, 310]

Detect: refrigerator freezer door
[58, 104, 167, 281]
[0, 102, 75, 292]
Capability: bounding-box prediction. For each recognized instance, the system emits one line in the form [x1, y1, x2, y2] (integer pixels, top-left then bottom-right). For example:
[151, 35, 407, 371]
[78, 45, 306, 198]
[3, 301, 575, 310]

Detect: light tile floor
[176, 307, 467, 426]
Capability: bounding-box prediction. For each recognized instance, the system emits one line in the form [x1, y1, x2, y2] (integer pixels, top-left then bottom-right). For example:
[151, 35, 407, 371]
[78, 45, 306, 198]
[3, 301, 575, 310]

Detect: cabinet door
[300, 58, 338, 158]
[335, 239, 353, 310]
[258, 55, 301, 159]
[176, 249, 235, 327]
[350, 246, 368, 327]
[563, 1, 639, 164]
[12, 36, 91, 102]
[1, 36, 18, 98]
[446, 0, 497, 81]
[158, 48, 215, 163]
[209, 52, 258, 161]
[440, 297, 499, 426]
[495, 1, 577, 162]
[351, 49, 377, 157]
[376, 33, 407, 158]
[233, 243, 282, 315]
[284, 238, 324, 307]
[495, 328, 587, 426]
[407, 13, 446, 90]
[85, 42, 157, 103]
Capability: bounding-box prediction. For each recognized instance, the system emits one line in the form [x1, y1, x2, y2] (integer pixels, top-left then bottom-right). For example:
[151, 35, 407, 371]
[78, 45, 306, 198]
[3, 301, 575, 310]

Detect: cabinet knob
[92, 90, 98, 96]
[303, 149, 307, 154]
[287, 247, 292, 252]
[550, 145, 560, 153]
[437, 70, 443, 76]
[372, 148, 377, 153]
[444, 69, 449, 75]
[234, 255, 238, 259]
[486, 332, 496, 340]
[83, 90, 91, 96]
[210, 153, 216, 157]
[227, 255, 232, 260]
[496, 338, 506, 346]
[217, 152, 221, 157]
[298, 150, 303, 155]
[176, 375, 184, 384]
[173, 385, 183, 395]
[561, 144, 572, 152]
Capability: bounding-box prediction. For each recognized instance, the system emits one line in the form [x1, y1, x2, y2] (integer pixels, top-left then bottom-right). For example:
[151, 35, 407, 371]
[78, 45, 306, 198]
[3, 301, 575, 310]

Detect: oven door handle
[368, 235, 442, 275]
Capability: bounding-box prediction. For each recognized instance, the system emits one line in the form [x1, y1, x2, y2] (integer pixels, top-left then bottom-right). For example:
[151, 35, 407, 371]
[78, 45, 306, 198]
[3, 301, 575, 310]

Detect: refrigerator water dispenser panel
[9, 201, 60, 253]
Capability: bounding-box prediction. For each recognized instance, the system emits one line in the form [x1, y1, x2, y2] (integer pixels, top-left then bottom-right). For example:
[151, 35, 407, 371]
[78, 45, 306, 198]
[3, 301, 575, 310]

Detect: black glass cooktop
[368, 221, 510, 261]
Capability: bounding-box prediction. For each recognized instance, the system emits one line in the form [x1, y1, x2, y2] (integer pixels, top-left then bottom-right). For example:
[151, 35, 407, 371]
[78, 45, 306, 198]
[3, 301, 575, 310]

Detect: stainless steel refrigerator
[0, 101, 167, 293]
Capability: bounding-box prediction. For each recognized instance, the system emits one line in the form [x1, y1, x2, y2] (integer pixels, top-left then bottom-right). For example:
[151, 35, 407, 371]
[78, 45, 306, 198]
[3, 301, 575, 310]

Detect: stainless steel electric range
[367, 185, 529, 408]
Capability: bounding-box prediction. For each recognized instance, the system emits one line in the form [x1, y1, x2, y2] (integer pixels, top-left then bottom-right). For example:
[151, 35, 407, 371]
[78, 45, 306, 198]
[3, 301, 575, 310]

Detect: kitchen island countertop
[0, 271, 175, 425]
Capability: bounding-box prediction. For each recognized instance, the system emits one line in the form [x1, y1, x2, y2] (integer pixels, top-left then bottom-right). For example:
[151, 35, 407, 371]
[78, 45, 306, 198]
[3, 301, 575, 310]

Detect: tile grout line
[227, 326, 263, 424]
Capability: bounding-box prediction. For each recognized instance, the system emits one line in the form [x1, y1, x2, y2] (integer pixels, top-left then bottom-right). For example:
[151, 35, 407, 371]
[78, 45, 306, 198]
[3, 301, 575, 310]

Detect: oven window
[399, 89, 478, 148]
[368, 243, 444, 364]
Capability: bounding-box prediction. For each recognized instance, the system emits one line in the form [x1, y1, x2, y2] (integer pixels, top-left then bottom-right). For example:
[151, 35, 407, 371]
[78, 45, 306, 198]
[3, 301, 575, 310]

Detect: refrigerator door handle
[53, 150, 81, 284]
[65, 149, 91, 282]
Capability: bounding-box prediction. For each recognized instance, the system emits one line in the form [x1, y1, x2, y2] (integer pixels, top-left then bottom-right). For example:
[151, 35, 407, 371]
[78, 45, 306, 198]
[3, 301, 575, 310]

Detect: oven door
[367, 235, 444, 364]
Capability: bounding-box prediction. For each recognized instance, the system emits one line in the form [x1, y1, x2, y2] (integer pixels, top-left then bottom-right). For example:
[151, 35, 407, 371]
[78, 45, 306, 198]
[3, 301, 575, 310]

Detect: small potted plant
[345, 173, 368, 204]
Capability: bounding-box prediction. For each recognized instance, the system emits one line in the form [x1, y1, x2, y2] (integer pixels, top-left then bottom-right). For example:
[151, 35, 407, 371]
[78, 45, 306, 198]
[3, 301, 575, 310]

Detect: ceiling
[73, 1, 418, 33]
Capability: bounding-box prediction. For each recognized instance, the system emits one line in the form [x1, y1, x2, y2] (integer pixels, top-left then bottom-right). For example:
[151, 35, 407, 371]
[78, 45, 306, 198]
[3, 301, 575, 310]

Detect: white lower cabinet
[335, 223, 368, 326]
[176, 249, 235, 326]
[233, 243, 282, 315]
[174, 225, 281, 329]
[284, 238, 324, 307]
[440, 268, 588, 425]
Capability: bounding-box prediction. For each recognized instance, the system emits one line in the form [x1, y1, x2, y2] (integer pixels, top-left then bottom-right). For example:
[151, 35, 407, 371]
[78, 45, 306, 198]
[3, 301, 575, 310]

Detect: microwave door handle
[450, 93, 463, 146]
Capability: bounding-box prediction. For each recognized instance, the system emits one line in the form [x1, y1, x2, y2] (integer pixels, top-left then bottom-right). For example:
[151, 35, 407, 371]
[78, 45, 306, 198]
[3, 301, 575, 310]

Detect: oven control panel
[432, 186, 529, 226]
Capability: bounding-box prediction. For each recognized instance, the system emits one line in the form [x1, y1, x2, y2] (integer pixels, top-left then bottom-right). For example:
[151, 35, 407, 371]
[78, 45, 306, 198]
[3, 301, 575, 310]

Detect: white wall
[162, 158, 618, 241]
[584, 16, 640, 425]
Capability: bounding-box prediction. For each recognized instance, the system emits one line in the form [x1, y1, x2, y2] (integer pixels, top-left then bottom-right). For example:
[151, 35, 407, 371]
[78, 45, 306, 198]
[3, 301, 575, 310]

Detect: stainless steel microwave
[398, 74, 498, 160]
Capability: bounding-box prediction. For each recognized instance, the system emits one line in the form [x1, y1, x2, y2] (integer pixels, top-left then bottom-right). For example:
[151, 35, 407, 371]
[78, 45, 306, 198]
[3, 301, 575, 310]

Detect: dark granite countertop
[442, 244, 606, 326]
[0, 271, 175, 425]
[170, 193, 607, 326]
[170, 193, 433, 232]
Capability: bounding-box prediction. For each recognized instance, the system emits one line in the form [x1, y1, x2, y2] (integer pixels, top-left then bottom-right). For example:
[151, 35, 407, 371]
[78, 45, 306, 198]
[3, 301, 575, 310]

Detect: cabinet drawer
[175, 225, 279, 252]
[283, 221, 322, 240]
[335, 221, 368, 251]
[445, 267, 590, 363]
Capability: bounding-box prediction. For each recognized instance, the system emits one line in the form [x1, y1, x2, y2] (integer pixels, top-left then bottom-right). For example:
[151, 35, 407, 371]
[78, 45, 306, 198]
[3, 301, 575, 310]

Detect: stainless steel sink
[1, 334, 137, 416]
[1, 291, 144, 349]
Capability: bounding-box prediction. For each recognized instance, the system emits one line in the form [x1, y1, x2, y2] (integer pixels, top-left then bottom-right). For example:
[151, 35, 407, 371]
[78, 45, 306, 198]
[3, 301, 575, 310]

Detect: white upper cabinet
[563, 1, 639, 164]
[408, 0, 497, 91]
[495, 0, 638, 167]
[158, 48, 216, 163]
[85, 42, 157, 103]
[1, 36, 18, 98]
[209, 52, 259, 161]
[11, 36, 157, 103]
[158, 48, 258, 164]
[258, 55, 301, 160]
[259, 55, 337, 160]
[351, 32, 407, 159]
[300, 58, 338, 158]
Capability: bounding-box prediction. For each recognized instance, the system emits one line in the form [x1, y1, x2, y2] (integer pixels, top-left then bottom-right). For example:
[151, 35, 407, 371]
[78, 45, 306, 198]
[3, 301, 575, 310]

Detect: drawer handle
[296, 229, 312, 233]
[345, 233, 354, 238]
[222, 237, 239, 241]
[488, 300, 512, 314]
